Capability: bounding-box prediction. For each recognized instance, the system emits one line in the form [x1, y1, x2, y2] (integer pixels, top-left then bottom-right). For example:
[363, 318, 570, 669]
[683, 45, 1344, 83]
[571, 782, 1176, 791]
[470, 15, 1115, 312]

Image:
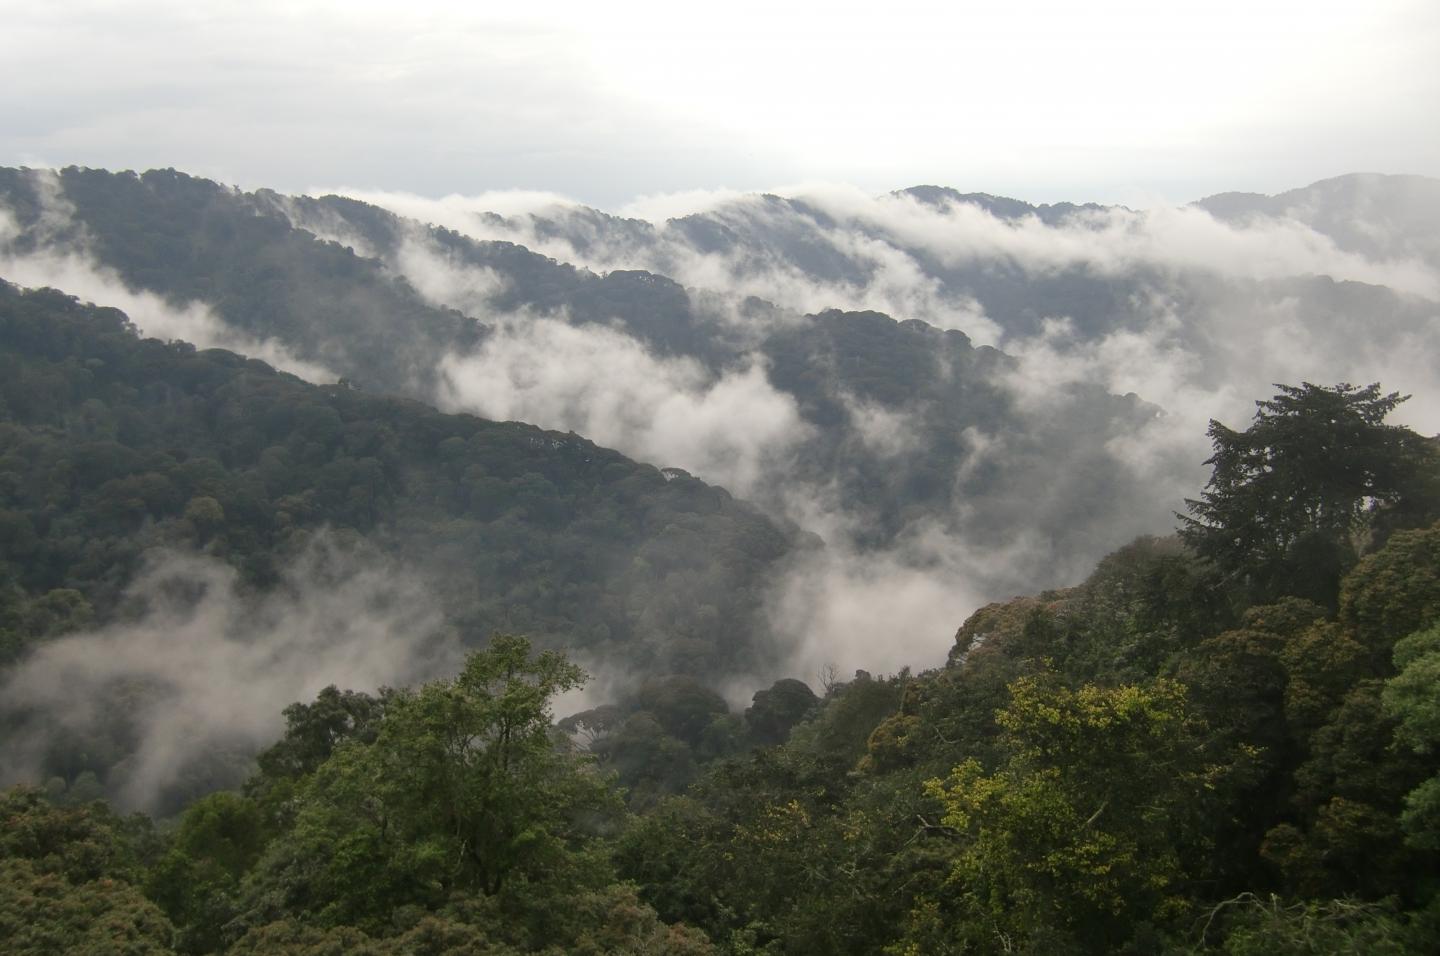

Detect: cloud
[437, 312, 809, 497]
[763, 546, 983, 680]
[839, 393, 924, 459]
[707, 186, 1440, 298]
[390, 230, 510, 316]
[762, 515, 1094, 682]
[617, 187, 753, 222]
[13, 169, 1438, 693]
[385, 180, 1440, 436]
[338, 185, 1007, 344]
[322, 188, 584, 243]
[347, 182, 1439, 682]
[0, 179, 336, 382]
[258, 192, 381, 259]
[349, 181, 1439, 355]
[0, 533, 463, 813]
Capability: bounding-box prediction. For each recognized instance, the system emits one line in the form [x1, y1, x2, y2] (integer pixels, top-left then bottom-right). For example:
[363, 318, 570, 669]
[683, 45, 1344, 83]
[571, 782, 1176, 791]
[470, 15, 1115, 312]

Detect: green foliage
[147, 793, 267, 952]
[233, 637, 620, 943]
[224, 884, 716, 955]
[0, 787, 150, 885]
[0, 282, 795, 798]
[1180, 383, 1439, 608]
[561, 883, 719, 955]
[0, 281, 791, 676]
[912, 675, 1225, 952]
[1383, 623, 1440, 851]
[4, 355, 1440, 951]
[225, 914, 524, 955]
[626, 676, 729, 748]
[0, 858, 176, 956]
[1192, 894, 1426, 955]
[786, 670, 904, 765]
[254, 687, 386, 777]
[0, 787, 173, 955]
[743, 678, 819, 746]
[1340, 522, 1440, 658]
[612, 734, 932, 956]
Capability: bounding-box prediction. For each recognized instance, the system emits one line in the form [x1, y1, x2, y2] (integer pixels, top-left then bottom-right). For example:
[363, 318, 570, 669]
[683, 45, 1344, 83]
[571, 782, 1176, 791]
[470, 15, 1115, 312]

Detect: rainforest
[1, 162, 1438, 953]
[3, 7, 1440, 948]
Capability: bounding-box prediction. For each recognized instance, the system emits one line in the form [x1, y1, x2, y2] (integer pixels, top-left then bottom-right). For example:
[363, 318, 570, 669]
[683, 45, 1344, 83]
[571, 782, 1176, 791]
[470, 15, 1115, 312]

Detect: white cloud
[352, 181, 1439, 348]
[437, 312, 809, 497]
[0, 183, 337, 381]
[841, 394, 924, 459]
[4, 2, 1437, 206]
[391, 231, 510, 316]
[0, 536, 462, 812]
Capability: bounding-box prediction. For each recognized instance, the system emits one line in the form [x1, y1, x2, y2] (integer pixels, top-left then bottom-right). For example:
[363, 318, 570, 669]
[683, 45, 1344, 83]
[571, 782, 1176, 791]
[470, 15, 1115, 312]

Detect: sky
[2, 0, 1437, 208]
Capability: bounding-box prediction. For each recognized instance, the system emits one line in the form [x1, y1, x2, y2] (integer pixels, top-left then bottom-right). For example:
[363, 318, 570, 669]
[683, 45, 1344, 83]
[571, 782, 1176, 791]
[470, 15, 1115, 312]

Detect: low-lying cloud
[0, 535, 462, 813]
[764, 518, 1081, 681]
[345, 179, 1440, 681]
[0, 192, 335, 382]
[437, 312, 808, 497]
[11, 170, 1439, 694]
[343, 180, 1440, 335]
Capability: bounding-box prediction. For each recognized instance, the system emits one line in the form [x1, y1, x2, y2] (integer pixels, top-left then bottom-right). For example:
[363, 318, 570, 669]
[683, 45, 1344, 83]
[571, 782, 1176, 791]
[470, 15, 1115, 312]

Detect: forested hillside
[5, 379, 1440, 953]
[8, 168, 1435, 616]
[0, 166, 1210, 598]
[0, 283, 797, 809]
[3, 164, 1440, 953]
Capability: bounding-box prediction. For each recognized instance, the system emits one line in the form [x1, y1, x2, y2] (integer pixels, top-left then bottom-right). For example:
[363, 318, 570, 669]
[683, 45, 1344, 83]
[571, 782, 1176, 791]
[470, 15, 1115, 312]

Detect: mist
[436, 313, 808, 498]
[8, 167, 1438, 689]
[347, 178, 1439, 680]
[346, 182, 1440, 449]
[0, 534, 462, 814]
[340, 179, 1440, 328]
[358, 176, 1440, 433]
[0, 179, 335, 381]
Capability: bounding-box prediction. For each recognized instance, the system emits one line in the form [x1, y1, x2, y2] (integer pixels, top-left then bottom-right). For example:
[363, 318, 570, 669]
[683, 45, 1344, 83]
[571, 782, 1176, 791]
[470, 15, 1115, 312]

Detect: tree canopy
[1179, 382, 1439, 606]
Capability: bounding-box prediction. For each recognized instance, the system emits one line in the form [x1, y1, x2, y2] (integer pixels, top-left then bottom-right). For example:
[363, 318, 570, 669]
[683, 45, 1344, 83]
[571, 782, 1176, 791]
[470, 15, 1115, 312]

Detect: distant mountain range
[2, 166, 1437, 650]
[1195, 172, 1440, 267]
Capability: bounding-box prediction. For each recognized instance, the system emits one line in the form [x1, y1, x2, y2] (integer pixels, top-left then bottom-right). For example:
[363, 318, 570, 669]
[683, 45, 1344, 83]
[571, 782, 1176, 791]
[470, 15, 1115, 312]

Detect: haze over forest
[3, 166, 1437, 691]
[2, 3, 1439, 954]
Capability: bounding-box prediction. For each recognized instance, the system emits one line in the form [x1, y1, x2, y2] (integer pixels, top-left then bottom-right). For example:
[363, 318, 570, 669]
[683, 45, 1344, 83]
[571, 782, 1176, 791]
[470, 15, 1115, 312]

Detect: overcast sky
[2, 0, 1436, 209]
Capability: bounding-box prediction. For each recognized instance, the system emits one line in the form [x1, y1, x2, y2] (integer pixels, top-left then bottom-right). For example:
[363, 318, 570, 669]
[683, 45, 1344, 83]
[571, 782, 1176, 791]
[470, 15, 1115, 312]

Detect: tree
[146, 792, 267, 953]
[909, 675, 1230, 952]
[1383, 623, 1440, 851]
[232, 636, 620, 937]
[0, 859, 176, 956]
[256, 686, 388, 782]
[0, 787, 174, 955]
[1179, 382, 1438, 607]
[1339, 521, 1440, 659]
[744, 678, 819, 746]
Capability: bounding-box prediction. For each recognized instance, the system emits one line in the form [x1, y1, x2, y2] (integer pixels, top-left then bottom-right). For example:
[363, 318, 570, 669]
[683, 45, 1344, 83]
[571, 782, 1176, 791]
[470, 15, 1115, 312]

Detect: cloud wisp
[336, 180, 1440, 679]
[0, 175, 336, 382]
[344, 180, 1440, 320]
[10, 170, 1438, 691]
[437, 311, 809, 497]
[0, 534, 462, 813]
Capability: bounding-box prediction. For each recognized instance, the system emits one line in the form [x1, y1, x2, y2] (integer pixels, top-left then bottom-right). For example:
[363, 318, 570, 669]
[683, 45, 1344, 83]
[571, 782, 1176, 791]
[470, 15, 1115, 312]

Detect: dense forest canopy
[0, 164, 1315, 598]
[2, 164, 1440, 953]
[1180, 382, 1440, 608]
[3, 367, 1439, 952]
[0, 282, 797, 811]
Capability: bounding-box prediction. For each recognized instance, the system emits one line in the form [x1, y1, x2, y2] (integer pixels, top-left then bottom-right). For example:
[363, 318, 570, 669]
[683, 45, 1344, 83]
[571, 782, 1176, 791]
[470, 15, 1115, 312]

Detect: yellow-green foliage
[909, 675, 1226, 952]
